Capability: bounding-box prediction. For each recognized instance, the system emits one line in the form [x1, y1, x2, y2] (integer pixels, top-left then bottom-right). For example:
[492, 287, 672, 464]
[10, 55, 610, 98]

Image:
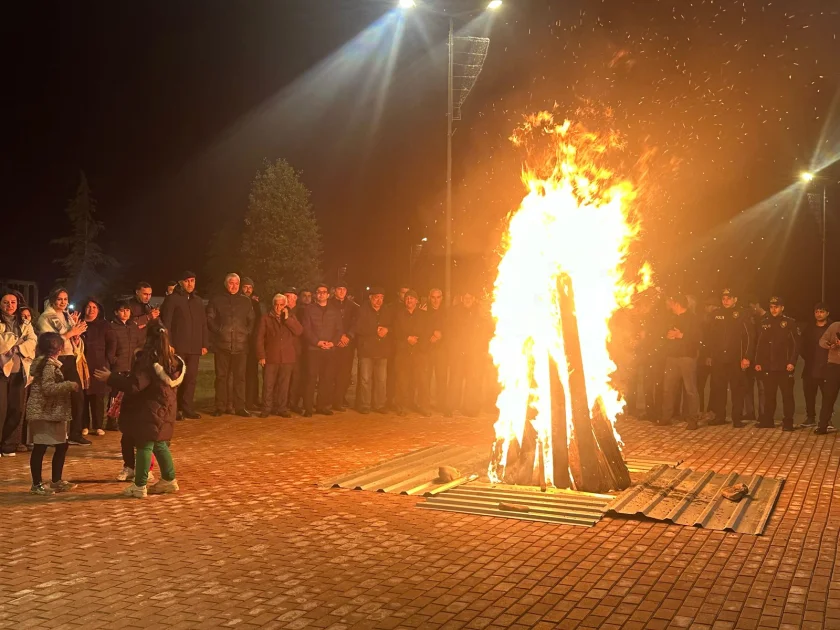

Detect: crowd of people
[2, 273, 838, 498]
[613, 287, 840, 434]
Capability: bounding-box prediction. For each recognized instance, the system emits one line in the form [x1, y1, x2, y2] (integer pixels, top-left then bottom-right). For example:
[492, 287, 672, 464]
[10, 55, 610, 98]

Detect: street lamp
[398, 0, 416, 8]
[801, 171, 827, 302]
[487, 0, 503, 9]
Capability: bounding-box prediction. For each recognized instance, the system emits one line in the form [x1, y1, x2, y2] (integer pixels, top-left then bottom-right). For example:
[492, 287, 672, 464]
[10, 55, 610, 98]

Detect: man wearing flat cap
[330, 280, 359, 412]
[704, 287, 754, 428]
[160, 270, 209, 419]
[753, 296, 798, 431]
[393, 289, 431, 416]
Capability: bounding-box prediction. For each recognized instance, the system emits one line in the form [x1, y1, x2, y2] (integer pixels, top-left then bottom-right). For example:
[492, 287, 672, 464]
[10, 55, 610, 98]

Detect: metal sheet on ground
[605, 465, 784, 535]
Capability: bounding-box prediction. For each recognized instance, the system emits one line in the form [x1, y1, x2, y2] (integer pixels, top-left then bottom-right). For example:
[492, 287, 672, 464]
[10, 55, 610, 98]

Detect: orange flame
[489, 113, 652, 487]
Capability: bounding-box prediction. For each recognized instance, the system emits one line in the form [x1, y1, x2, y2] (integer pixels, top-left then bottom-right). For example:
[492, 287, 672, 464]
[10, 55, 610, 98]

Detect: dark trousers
[819, 364, 840, 431]
[386, 349, 397, 407]
[742, 369, 765, 420]
[710, 361, 745, 424]
[449, 352, 480, 415]
[697, 362, 712, 411]
[661, 357, 700, 422]
[0, 371, 25, 453]
[395, 351, 429, 411]
[30, 442, 69, 485]
[288, 358, 304, 411]
[82, 392, 107, 432]
[178, 353, 201, 414]
[333, 346, 355, 408]
[245, 349, 260, 409]
[760, 371, 795, 428]
[214, 351, 246, 412]
[428, 348, 449, 411]
[357, 357, 387, 412]
[803, 374, 828, 420]
[59, 355, 84, 439]
[263, 363, 294, 414]
[304, 349, 336, 412]
[121, 433, 135, 469]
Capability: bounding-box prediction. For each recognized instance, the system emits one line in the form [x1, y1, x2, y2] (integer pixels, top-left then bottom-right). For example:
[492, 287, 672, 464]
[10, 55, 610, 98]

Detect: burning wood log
[549, 354, 571, 489]
[590, 399, 631, 490]
[557, 274, 612, 493]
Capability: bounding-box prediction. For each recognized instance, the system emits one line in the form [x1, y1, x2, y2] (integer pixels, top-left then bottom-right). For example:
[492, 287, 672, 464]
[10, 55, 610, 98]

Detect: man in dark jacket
[448, 291, 488, 417]
[111, 301, 145, 374]
[800, 302, 832, 427]
[206, 273, 255, 417]
[355, 287, 391, 414]
[386, 285, 410, 410]
[256, 293, 303, 418]
[160, 271, 209, 419]
[330, 281, 359, 411]
[425, 288, 449, 414]
[660, 294, 701, 428]
[754, 296, 799, 431]
[241, 277, 262, 410]
[705, 287, 754, 427]
[301, 282, 343, 416]
[743, 296, 767, 421]
[393, 290, 430, 416]
[129, 282, 159, 330]
[284, 287, 305, 413]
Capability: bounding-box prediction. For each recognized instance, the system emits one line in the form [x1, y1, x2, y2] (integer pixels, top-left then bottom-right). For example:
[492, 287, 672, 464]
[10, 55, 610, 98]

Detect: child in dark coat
[94, 320, 184, 498]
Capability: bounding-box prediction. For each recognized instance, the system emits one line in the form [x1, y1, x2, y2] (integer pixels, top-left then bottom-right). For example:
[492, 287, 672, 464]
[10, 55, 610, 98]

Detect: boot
[781, 419, 794, 432]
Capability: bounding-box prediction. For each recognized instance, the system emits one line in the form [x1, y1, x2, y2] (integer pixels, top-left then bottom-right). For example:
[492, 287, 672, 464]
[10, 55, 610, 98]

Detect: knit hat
[241, 277, 255, 287]
[405, 289, 419, 300]
[283, 287, 299, 296]
[369, 286, 385, 296]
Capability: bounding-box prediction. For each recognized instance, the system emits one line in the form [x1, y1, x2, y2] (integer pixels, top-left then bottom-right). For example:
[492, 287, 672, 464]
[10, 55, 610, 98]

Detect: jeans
[661, 357, 700, 422]
[30, 443, 69, 485]
[760, 371, 795, 428]
[214, 351, 246, 412]
[427, 348, 449, 411]
[178, 354, 201, 415]
[333, 346, 355, 408]
[304, 349, 336, 412]
[82, 392, 107, 432]
[710, 361, 745, 424]
[357, 357, 387, 412]
[263, 363, 294, 414]
[803, 373, 828, 420]
[819, 364, 840, 431]
[0, 371, 25, 453]
[134, 441, 175, 487]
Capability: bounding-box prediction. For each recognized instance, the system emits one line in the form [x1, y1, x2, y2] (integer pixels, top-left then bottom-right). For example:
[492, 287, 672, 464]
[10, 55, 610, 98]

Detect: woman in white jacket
[37, 287, 89, 446]
[0, 292, 37, 455]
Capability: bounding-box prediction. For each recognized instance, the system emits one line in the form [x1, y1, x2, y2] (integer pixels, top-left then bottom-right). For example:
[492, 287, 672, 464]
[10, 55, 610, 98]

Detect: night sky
[4, 0, 839, 319]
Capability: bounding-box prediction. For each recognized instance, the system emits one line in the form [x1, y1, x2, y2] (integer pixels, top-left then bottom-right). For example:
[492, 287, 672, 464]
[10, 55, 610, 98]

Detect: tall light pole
[801, 171, 827, 302]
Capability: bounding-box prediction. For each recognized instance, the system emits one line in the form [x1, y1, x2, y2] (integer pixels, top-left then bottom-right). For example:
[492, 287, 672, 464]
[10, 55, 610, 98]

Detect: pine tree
[52, 172, 118, 297]
[240, 159, 323, 297]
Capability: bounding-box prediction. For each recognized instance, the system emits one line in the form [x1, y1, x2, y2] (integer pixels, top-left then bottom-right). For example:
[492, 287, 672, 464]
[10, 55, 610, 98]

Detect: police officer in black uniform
[753, 296, 799, 431]
[706, 288, 753, 427]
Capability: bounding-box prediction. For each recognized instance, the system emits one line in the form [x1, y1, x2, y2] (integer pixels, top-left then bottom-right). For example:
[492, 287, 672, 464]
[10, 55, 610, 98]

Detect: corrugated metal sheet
[321, 444, 488, 495]
[606, 465, 784, 535]
[418, 483, 613, 526]
[624, 456, 682, 474]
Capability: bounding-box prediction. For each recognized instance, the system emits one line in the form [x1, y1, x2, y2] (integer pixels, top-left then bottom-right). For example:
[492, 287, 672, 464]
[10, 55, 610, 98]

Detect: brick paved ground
[1, 405, 839, 629]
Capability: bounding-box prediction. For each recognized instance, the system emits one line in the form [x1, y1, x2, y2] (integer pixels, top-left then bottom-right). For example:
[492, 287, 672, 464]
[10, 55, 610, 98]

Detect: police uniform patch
[732, 310, 740, 319]
[780, 320, 788, 328]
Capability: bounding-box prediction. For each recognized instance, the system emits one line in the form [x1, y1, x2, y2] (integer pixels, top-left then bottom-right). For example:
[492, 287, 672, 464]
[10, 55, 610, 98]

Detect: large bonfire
[488, 112, 651, 493]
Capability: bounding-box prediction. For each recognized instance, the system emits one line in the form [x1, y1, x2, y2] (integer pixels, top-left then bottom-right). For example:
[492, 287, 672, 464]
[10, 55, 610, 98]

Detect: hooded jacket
[108, 353, 186, 443]
[110, 318, 145, 374]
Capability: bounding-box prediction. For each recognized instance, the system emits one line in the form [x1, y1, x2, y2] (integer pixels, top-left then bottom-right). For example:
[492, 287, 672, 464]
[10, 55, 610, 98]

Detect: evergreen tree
[205, 220, 243, 289]
[240, 159, 323, 296]
[52, 172, 118, 297]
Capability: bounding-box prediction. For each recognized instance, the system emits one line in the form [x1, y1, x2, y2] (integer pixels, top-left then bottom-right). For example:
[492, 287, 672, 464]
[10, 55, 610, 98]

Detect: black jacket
[246, 296, 262, 352]
[160, 286, 209, 356]
[82, 313, 116, 395]
[448, 304, 489, 358]
[662, 311, 700, 359]
[425, 306, 448, 354]
[356, 303, 392, 359]
[800, 319, 833, 377]
[393, 306, 428, 354]
[129, 296, 155, 329]
[206, 291, 255, 355]
[330, 297, 360, 341]
[755, 314, 799, 372]
[301, 303, 343, 350]
[110, 319, 145, 374]
[703, 306, 753, 364]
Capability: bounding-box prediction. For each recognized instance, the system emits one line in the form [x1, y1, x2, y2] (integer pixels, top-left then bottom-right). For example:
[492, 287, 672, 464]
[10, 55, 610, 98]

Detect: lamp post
[801, 171, 827, 302]
[400, 0, 501, 305]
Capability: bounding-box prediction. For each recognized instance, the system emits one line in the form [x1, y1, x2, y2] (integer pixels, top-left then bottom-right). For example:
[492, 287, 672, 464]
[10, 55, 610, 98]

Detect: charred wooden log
[591, 398, 631, 490]
[549, 354, 571, 489]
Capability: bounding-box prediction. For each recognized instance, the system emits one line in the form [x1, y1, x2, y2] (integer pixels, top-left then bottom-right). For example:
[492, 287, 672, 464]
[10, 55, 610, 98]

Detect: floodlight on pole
[801, 171, 815, 182]
[398, 0, 416, 8]
[487, 0, 503, 9]
[800, 170, 827, 301]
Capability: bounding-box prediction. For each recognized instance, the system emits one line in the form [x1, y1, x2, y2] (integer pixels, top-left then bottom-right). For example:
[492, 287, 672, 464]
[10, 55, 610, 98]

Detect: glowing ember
[488, 113, 651, 490]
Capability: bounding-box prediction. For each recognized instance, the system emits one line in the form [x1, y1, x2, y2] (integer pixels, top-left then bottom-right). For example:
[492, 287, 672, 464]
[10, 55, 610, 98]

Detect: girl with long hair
[94, 319, 184, 498]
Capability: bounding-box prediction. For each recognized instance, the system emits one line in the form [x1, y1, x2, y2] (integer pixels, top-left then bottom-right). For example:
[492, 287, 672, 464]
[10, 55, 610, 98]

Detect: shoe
[122, 483, 147, 498]
[82, 428, 89, 436]
[358, 409, 370, 415]
[394, 407, 406, 417]
[814, 427, 829, 435]
[756, 422, 774, 429]
[68, 436, 92, 446]
[148, 478, 179, 495]
[117, 466, 135, 481]
[316, 408, 334, 416]
[707, 418, 725, 427]
[95, 429, 106, 436]
[49, 480, 77, 492]
[658, 418, 672, 427]
[30, 483, 54, 496]
[211, 410, 224, 417]
[742, 415, 756, 421]
[782, 424, 794, 432]
[235, 409, 252, 418]
[686, 419, 699, 431]
[146, 470, 156, 485]
[279, 412, 291, 418]
[802, 417, 816, 427]
[1, 451, 15, 457]
[184, 412, 201, 420]
[259, 412, 271, 418]
[732, 420, 744, 429]
[333, 405, 346, 412]
[303, 411, 313, 418]
[176, 411, 184, 421]
[290, 406, 303, 415]
[16, 444, 28, 453]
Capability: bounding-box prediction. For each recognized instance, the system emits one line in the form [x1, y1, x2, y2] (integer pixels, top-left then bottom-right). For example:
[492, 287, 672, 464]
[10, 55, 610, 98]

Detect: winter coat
[356, 303, 393, 359]
[26, 356, 76, 445]
[662, 311, 701, 359]
[330, 297, 360, 341]
[448, 304, 490, 358]
[247, 296, 262, 353]
[256, 310, 304, 365]
[301, 303, 343, 350]
[37, 305, 78, 357]
[754, 315, 799, 372]
[160, 286, 209, 356]
[703, 306, 754, 364]
[393, 307, 429, 355]
[206, 291, 255, 355]
[0, 316, 37, 383]
[110, 319, 145, 374]
[128, 296, 155, 329]
[425, 305, 448, 355]
[109, 353, 186, 443]
[82, 313, 117, 394]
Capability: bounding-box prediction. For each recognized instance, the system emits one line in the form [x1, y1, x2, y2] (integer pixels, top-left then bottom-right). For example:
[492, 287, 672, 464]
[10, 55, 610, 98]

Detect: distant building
[0, 279, 39, 309]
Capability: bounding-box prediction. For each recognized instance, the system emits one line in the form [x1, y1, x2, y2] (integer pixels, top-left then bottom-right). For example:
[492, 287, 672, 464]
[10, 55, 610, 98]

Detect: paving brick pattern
[1, 411, 838, 629]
